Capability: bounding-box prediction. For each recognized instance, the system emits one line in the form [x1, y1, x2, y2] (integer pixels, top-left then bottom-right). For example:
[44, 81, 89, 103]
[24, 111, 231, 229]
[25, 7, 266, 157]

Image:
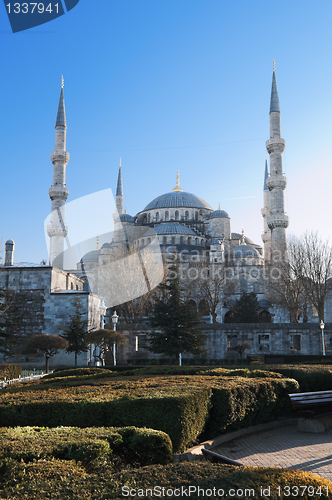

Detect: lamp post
[95, 300, 107, 366]
[112, 311, 119, 366]
[320, 320, 326, 356]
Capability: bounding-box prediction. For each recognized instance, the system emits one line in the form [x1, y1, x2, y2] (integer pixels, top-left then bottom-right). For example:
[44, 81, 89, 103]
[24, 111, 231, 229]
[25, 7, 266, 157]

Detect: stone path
[212, 425, 332, 482]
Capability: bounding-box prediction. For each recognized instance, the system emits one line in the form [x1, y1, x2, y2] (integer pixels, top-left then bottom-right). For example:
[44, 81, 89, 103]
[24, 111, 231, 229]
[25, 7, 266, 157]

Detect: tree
[265, 232, 332, 323]
[230, 342, 251, 363]
[60, 297, 88, 366]
[228, 292, 262, 323]
[148, 264, 207, 364]
[264, 237, 308, 322]
[85, 329, 126, 366]
[188, 262, 237, 323]
[26, 334, 68, 373]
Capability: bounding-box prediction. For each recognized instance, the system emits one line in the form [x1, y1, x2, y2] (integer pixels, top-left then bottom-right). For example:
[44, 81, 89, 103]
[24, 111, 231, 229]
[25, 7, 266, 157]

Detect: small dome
[144, 223, 198, 236]
[5, 239, 15, 245]
[231, 244, 260, 259]
[81, 249, 101, 262]
[119, 213, 135, 223]
[101, 243, 112, 249]
[209, 210, 229, 219]
[231, 233, 255, 245]
[141, 191, 212, 211]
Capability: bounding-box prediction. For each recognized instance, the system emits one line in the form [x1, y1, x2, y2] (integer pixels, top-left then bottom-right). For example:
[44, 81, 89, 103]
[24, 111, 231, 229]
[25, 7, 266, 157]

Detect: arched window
[188, 237, 192, 245]
[187, 299, 197, 314]
[141, 239, 144, 247]
[163, 236, 167, 245]
[147, 213, 150, 223]
[195, 211, 198, 221]
[195, 238, 198, 245]
[185, 211, 189, 220]
[175, 210, 179, 221]
[180, 236, 184, 244]
[198, 299, 210, 316]
[165, 211, 169, 221]
[147, 237, 151, 245]
[239, 276, 247, 293]
[156, 212, 159, 222]
[253, 282, 260, 294]
[171, 236, 176, 245]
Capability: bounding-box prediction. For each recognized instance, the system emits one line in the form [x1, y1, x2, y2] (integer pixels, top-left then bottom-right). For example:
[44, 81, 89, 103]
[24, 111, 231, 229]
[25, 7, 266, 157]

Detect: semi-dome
[209, 209, 229, 219]
[119, 213, 135, 223]
[231, 244, 260, 259]
[231, 233, 255, 245]
[144, 223, 198, 236]
[81, 249, 101, 262]
[142, 191, 212, 211]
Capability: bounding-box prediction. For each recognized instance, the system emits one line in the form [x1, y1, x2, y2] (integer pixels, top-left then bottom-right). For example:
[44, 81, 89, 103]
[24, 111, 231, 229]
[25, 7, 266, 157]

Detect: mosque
[4, 64, 326, 366]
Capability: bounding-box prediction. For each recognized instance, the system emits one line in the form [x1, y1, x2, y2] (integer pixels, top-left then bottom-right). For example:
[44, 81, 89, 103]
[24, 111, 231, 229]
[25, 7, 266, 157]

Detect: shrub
[0, 363, 22, 381]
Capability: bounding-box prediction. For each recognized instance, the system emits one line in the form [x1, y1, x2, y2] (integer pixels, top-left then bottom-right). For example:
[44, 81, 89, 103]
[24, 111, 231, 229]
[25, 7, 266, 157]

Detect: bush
[0, 363, 22, 381]
[263, 364, 332, 392]
[0, 461, 330, 500]
[0, 426, 173, 471]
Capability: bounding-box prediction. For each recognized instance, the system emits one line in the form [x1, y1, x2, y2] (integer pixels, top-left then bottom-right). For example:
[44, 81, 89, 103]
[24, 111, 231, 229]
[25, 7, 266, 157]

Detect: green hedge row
[266, 364, 332, 392]
[0, 364, 22, 381]
[0, 388, 211, 453]
[0, 372, 298, 451]
[0, 461, 330, 500]
[0, 426, 173, 470]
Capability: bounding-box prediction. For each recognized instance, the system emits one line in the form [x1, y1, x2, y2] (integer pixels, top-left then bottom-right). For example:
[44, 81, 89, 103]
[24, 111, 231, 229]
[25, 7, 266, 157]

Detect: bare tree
[264, 237, 308, 322]
[265, 232, 332, 323]
[186, 262, 237, 323]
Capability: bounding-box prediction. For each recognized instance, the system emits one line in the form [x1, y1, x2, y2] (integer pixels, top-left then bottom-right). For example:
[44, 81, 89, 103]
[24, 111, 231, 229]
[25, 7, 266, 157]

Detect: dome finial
[218, 202, 221, 210]
[172, 169, 183, 192]
[241, 228, 246, 245]
[96, 234, 99, 250]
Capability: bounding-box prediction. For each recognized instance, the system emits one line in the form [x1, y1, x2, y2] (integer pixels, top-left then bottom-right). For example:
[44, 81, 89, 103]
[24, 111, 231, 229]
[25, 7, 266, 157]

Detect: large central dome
[143, 191, 212, 211]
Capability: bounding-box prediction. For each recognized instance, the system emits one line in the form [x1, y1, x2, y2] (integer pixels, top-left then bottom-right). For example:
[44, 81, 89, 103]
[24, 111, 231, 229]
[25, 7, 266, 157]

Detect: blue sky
[1, 0, 332, 264]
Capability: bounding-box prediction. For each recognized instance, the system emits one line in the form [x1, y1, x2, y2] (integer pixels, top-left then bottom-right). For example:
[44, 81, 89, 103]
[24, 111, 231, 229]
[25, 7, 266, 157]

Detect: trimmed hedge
[0, 426, 173, 470]
[0, 374, 298, 452]
[262, 364, 332, 392]
[0, 461, 330, 500]
[0, 364, 22, 381]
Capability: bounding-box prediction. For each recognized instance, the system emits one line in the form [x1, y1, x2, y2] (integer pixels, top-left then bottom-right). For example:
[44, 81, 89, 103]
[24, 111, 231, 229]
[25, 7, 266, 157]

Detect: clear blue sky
[1, 0, 332, 264]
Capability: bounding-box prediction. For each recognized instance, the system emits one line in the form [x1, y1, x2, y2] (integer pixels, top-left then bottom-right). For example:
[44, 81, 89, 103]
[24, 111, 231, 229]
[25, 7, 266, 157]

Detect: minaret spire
[261, 155, 271, 261]
[47, 77, 70, 268]
[265, 62, 289, 261]
[116, 157, 123, 215]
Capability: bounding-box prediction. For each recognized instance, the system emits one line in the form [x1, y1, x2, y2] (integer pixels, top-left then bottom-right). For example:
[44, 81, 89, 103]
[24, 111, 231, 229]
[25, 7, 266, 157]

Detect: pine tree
[232, 292, 262, 323]
[60, 297, 88, 366]
[148, 264, 207, 364]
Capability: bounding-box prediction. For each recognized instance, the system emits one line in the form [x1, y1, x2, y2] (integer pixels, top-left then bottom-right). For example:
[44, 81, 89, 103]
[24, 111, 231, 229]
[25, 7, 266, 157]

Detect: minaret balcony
[266, 176, 287, 191]
[266, 138, 285, 154]
[47, 224, 68, 238]
[267, 213, 289, 230]
[50, 150, 70, 165]
[49, 185, 69, 201]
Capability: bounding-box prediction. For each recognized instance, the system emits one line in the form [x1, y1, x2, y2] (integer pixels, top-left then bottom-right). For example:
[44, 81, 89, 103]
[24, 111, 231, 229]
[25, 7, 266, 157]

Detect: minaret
[261, 155, 272, 261]
[116, 158, 123, 215]
[265, 60, 289, 262]
[47, 76, 70, 269]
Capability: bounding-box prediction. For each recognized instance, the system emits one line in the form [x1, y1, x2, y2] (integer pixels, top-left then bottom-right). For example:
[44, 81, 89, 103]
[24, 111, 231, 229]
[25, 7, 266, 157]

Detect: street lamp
[112, 311, 119, 366]
[320, 320, 326, 356]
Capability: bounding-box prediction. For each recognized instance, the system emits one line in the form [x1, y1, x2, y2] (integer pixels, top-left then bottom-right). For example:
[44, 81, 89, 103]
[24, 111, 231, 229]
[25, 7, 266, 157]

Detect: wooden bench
[289, 390, 332, 415]
[201, 448, 243, 466]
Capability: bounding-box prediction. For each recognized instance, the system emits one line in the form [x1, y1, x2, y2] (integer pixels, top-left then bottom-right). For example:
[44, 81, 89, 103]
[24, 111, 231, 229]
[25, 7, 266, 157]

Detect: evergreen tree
[61, 297, 88, 367]
[148, 264, 207, 364]
[0, 288, 21, 361]
[232, 292, 262, 323]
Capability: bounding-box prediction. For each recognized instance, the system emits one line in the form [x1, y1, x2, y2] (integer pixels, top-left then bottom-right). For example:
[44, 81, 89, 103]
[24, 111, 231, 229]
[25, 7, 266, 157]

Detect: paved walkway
[212, 425, 332, 482]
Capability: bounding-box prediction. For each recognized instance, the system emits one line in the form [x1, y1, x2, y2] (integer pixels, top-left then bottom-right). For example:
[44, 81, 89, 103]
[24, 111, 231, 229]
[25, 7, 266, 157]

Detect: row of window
[137, 236, 205, 247]
[145, 210, 200, 223]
